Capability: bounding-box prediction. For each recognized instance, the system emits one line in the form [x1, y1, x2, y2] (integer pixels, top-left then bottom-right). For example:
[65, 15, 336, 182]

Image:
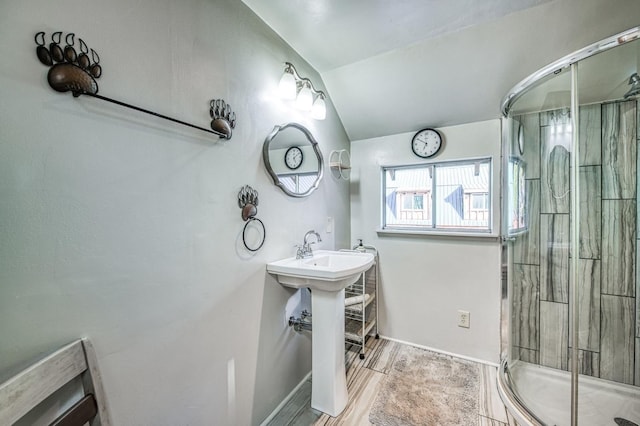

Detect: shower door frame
[498, 26, 640, 426]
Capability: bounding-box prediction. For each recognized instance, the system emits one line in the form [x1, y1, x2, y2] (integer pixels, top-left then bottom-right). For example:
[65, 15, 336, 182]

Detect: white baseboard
[259, 371, 312, 426]
[380, 335, 499, 368]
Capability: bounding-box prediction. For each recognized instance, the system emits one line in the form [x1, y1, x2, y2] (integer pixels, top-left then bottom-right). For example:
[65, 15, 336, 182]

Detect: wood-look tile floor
[267, 337, 521, 426]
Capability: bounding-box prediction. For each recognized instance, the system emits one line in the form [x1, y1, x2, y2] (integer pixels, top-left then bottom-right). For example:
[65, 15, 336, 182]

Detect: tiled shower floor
[265, 337, 519, 425]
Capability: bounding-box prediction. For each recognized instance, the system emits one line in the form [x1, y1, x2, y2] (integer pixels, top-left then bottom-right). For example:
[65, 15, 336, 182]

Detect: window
[402, 193, 424, 210]
[382, 158, 492, 233]
[471, 193, 488, 210]
[507, 158, 526, 233]
[280, 172, 319, 194]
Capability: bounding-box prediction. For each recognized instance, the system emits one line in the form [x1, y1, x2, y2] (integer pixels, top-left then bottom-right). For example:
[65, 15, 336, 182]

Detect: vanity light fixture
[278, 66, 297, 100]
[278, 62, 327, 120]
[296, 81, 313, 111]
[311, 94, 326, 120]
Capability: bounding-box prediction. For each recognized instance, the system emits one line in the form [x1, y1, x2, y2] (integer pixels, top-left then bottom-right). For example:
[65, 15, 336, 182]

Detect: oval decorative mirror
[262, 123, 324, 197]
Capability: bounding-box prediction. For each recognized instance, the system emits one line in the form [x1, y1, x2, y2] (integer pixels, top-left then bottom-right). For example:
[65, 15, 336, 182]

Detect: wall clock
[411, 128, 442, 158]
[284, 146, 303, 170]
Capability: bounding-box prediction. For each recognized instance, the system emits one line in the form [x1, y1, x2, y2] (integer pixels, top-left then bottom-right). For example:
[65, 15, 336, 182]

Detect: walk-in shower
[499, 27, 640, 426]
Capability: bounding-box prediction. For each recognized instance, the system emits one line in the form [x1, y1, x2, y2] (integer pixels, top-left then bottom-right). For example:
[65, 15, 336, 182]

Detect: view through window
[280, 172, 319, 194]
[383, 158, 492, 232]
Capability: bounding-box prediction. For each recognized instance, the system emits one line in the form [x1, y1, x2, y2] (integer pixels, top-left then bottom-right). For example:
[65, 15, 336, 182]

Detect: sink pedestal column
[310, 288, 348, 417]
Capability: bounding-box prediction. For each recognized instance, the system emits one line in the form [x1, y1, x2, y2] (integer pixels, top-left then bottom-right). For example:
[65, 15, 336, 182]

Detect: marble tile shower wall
[512, 100, 639, 386]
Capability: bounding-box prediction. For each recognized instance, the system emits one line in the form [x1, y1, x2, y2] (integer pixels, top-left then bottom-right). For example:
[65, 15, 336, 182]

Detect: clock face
[411, 128, 442, 158]
[285, 146, 303, 170]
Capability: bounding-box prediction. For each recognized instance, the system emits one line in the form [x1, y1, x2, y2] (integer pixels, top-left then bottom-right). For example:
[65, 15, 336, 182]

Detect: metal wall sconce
[278, 62, 326, 120]
[34, 31, 236, 139]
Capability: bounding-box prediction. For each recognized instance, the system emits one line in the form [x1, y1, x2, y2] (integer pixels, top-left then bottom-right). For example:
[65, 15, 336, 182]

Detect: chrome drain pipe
[288, 310, 312, 332]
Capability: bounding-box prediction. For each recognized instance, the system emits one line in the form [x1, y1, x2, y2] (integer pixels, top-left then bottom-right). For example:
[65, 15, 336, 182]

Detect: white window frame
[381, 157, 493, 235]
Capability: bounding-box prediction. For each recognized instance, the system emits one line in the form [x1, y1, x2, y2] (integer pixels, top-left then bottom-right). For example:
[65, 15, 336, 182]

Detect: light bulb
[296, 83, 313, 111]
[278, 70, 297, 100]
[311, 95, 326, 120]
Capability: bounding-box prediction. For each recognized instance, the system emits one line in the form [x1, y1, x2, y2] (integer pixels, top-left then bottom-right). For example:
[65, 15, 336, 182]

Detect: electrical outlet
[458, 310, 470, 328]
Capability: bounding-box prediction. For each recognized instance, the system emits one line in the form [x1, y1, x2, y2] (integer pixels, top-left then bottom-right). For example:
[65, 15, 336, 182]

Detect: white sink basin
[267, 249, 375, 416]
[267, 250, 375, 292]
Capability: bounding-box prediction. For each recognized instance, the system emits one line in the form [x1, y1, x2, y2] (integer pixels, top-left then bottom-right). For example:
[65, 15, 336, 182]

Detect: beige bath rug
[369, 345, 479, 426]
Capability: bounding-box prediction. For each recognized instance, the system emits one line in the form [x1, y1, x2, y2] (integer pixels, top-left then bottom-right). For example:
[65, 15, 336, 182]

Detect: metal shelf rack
[342, 245, 378, 360]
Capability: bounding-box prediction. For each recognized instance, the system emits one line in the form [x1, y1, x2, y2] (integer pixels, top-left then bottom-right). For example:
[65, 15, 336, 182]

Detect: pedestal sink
[267, 250, 375, 416]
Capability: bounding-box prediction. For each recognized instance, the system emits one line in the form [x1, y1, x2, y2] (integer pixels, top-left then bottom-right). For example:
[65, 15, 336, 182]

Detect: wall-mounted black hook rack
[34, 31, 236, 140]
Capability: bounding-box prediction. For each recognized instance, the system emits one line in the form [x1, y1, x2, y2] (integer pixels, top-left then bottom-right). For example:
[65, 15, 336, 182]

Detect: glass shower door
[501, 27, 640, 426]
[574, 37, 640, 426]
[506, 67, 574, 426]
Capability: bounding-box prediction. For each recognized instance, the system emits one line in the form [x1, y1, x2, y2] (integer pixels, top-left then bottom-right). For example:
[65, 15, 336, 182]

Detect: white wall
[0, 1, 351, 424]
[324, 0, 640, 141]
[351, 120, 502, 363]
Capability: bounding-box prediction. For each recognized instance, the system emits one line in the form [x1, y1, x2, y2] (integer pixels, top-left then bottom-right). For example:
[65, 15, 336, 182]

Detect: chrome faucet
[296, 230, 322, 259]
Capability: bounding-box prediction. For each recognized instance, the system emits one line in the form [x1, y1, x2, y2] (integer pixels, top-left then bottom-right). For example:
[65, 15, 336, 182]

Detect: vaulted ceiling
[242, 0, 640, 141]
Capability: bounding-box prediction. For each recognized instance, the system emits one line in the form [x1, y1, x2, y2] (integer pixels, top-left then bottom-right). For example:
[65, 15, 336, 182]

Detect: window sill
[377, 228, 501, 241]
